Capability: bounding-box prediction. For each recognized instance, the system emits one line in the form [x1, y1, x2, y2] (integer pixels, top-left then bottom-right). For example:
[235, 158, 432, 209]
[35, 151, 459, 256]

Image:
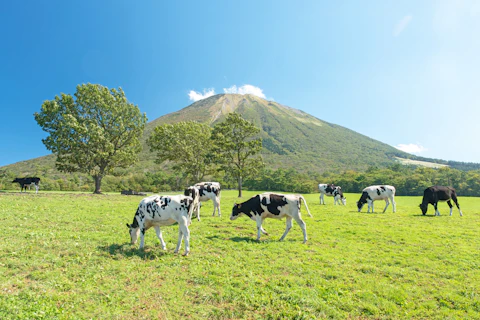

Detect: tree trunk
[237, 176, 242, 198]
[93, 175, 103, 194]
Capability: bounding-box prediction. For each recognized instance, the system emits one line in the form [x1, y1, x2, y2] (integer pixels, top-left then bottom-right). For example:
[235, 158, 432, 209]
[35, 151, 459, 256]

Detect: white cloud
[188, 88, 216, 102]
[393, 14, 413, 37]
[395, 143, 427, 154]
[223, 84, 267, 99]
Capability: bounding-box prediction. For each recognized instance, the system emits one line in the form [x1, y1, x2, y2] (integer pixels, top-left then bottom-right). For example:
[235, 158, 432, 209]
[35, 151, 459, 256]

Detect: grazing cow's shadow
[412, 214, 438, 218]
[229, 236, 258, 243]
[98, 243, 169, 259]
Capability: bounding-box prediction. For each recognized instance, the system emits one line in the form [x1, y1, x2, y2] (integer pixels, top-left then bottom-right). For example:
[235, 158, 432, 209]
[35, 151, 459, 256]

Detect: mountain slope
[3, 93, 473, 178]
[145, 94, 410, 172]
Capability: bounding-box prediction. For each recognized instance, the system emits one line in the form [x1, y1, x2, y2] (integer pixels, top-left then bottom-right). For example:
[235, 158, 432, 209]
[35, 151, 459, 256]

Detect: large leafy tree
[211, 112, 263, 197]
[147, 121, 213, 183]
[34, 83, 147, 194]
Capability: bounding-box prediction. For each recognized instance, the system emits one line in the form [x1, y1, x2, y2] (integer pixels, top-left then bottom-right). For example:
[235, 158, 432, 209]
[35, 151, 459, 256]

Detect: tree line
[3, 163, 480, 197]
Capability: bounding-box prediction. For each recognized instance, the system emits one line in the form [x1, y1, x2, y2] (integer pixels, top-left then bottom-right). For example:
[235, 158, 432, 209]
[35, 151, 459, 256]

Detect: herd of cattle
[11, 177, 463, 255]
[122, 181, 463, 256]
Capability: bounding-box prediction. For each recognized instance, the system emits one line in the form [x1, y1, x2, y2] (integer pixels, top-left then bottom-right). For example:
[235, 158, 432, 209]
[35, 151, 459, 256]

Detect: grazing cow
[184, 186, 201, 221]
[192, 182, 221, 217]
[126, 194, 194, 256]
[318, 183, 346, 205]
[357, 185, 396, 213]
[230, 192, 312, 243]
[12, 177, 41, 193]
[419, 186, 463, 216]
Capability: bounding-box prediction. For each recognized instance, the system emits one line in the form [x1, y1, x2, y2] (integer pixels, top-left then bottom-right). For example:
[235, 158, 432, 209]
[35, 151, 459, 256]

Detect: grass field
[0, 190, 479, 319]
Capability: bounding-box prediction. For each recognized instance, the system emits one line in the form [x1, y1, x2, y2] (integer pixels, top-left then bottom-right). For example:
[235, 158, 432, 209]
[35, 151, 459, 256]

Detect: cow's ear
[126, 223, 131, 228]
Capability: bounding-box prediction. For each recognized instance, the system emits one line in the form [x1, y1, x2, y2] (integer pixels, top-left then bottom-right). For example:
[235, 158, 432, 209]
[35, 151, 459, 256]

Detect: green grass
[1, 190, 479, 319]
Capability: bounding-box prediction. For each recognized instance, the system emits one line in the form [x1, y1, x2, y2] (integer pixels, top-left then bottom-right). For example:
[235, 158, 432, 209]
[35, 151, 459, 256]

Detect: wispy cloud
[395, 143, 426, 154]
[188, 88, 215, 102]
[393, 14, 413, 37]
[223, 84, 267, 99]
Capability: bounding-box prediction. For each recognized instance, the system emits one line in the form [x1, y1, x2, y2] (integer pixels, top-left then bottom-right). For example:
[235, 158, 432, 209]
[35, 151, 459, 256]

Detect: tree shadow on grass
[98, 243, 170, 260]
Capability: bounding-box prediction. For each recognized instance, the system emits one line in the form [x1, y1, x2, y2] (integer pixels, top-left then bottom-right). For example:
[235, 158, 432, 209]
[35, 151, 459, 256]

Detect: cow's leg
[255, 216, 264, 241]
[174, 218, 190, 256]
[154, 226, 167, 250]
[293, 216, 308, 243]
[139, 224, 146, 249]
[260, 225, 269, 235]
[333, 195, 338, 205]
[447, 200, 453, 216]
[320, 193, 325, 205]
[35, 184, 39, 194]
[452, 195, 463, 216]
[279, 216, 293, 241]
[215, 196, 221, 216]
[367, 200, 373, 213]
[382, 199, 390, 213]
[434, 202, 440, 216]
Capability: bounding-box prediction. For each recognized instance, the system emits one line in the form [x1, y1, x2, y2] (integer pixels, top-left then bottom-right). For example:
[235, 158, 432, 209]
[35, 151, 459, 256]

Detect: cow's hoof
[182, 252, 189, 256]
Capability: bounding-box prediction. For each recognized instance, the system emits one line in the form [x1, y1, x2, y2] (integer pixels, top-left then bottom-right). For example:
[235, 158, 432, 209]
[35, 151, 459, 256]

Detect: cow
[357, 185, 396, 213]
[230, 192, 312, 243]
[419, 186, 463, 216]
[192, 182, 221, 217]
[184, 186, 201, 221]
[126, 194, 194, 256]
[12, 177, 41, 193]
[318, 183, 346, 205]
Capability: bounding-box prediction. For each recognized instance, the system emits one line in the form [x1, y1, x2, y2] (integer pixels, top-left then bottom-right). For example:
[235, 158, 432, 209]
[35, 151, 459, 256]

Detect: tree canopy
[34, 83, 147, 193]
[211, 112, 263, 197]
[147, 121, 214, 183]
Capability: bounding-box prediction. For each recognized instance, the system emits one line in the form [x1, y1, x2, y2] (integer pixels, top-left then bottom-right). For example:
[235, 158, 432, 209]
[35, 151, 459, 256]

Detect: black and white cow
[12, 177, 41, 193]
[184, 186, 201, 221]
[419, 186, 463, 216]
[318, 183, 346, 205]
[357, 185, 396, 213]
[126, 194, 194, 256]
[192, 182, 221, 217]
[230, 192, 312, 243]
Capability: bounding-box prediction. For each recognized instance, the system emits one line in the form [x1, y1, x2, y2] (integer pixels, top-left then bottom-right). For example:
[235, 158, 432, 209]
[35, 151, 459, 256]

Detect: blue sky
[1, 1, 479, 167]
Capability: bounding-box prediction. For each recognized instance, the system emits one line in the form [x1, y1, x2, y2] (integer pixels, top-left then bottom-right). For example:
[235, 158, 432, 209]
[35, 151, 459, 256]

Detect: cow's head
[419, 203, 428, 215]
[126, 223, 140, 244]
[12, 178, 20, 183]
[356, 201, 363, 212]
[341, 197, 347, 205]
[230, 203, 243, 220]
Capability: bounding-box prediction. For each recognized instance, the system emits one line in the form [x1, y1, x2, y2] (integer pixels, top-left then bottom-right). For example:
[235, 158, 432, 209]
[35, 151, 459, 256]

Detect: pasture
[0, 190, 479, 319]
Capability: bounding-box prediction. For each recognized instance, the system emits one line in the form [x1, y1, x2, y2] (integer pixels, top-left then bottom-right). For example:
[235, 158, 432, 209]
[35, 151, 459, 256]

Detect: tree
[147, 121, 214, 183]
[211, 112, 263, 197]
[34, 83, 147, 193]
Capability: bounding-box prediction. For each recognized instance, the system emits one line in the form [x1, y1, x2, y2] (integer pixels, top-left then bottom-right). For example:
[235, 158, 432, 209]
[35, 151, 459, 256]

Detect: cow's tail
[298, 195, 312, 217]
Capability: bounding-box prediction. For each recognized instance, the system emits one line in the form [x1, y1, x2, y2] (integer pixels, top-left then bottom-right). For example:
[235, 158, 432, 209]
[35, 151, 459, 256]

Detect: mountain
[2, 94, 477, 179]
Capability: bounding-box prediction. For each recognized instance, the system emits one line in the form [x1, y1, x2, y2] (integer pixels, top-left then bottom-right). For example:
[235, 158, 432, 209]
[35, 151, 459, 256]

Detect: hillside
[2, 94, 477, 180]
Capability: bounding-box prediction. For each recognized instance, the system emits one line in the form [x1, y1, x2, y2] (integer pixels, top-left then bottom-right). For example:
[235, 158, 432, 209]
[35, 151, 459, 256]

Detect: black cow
[230, 192, 312, 243]
[419, 186, 463, 216]
[12, 177, 41, 193]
